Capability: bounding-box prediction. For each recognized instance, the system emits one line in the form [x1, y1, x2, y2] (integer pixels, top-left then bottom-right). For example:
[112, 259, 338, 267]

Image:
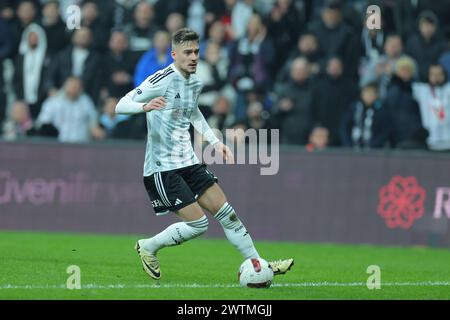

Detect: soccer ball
[238, 258, 273, 288]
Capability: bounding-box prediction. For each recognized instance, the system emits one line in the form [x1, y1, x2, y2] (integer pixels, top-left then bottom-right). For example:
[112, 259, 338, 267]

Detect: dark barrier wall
[1, 141, 450, 247]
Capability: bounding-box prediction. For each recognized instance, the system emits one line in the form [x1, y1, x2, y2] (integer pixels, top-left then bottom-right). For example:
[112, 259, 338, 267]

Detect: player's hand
[143, 96, 166, 112]
[214, 142, 234, 164]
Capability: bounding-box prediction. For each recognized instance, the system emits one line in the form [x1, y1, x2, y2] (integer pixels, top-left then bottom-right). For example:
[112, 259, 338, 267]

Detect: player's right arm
[115, 76, 167, 114]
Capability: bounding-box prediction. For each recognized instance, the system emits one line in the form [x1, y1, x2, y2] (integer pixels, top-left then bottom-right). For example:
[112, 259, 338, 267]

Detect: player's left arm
[190, 106, 234, 164]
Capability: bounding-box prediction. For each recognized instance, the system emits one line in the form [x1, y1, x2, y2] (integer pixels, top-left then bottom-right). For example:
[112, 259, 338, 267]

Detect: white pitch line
[0, 281, 450, 290]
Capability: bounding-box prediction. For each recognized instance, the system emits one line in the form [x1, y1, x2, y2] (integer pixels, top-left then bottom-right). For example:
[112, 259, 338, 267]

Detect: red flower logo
[378, 176, 426, 229]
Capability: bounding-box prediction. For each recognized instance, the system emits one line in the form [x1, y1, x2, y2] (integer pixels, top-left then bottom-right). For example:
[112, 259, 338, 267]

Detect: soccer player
[115, 28, 293, 280]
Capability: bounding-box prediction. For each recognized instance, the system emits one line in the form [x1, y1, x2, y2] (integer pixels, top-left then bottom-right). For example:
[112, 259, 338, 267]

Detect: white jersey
[123, 63, 216, 176]
[413, 82, 450, 151]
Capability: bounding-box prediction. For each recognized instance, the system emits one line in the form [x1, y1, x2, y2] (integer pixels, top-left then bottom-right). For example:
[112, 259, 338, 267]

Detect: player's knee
[186, 215, 209, 236]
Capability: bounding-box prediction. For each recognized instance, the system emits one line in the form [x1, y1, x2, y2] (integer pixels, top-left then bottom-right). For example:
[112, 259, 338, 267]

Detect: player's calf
[140, 215, 209, 254]
[213, 202, 260, 259]
[136, 215, 209, 279]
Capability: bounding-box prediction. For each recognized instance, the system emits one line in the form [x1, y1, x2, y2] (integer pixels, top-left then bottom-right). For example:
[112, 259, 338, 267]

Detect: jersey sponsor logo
[175, 93, 181, 99]
[136, 88, 142, 94]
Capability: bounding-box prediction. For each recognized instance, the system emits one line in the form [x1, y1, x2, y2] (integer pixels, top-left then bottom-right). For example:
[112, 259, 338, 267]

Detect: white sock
[142, 215, 208, 254]
[214, 202, 260, 259]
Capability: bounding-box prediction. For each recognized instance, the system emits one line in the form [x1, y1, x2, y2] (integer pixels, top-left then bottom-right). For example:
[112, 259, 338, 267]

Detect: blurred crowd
[1, 0, 450, 151]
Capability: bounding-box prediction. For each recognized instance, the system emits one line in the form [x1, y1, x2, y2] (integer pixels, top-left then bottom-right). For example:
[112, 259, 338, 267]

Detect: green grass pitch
[0, 231, 449, 299]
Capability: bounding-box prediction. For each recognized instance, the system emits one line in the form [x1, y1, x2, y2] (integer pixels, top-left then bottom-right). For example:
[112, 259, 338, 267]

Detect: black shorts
[143, 163, 218, 215]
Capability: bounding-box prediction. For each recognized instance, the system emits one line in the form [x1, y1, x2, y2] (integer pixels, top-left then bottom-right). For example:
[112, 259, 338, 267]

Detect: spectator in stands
[41, 1, 69, 59]
[244, 100, 269, 131]
[360, 17, 385, 63]
[360, 33, 405, 100]
[394, 0, 450, 40]
[37, 76, 104, 143]
[340, 82, 390, 149]
[312, 56, 359, 146]
[266, 0, 305, 73]
[384, 56, 428, 149]
[186, 0, 206, 38]
[228, 13, 275, 120]
[413, 63, 450, 151]
[99, 96, 129, 137]
[196, 42, 228, 113]
[81, 1, 110, 53]
[405, 10, 448, 82]
[0, 1, 15, 22]
[201, 0, 225, 28]
[108, 0, 140, 30]
[307, 0, 360, 78]
[0, 16, 12, 126]
[221, 0, 254, 41]
[2, 100, 36, 140]
[276, 32, 324, 85]
[291, 32, 323, 74]
[271, 57, 315, 145]
[152, 0, 190, 28]
[124, 1, 159, 56]
[199, 20, 229, 60]
[165, 12, 186, 35]
[133, 30, 172, 87]
[207, 95, 235, 133]
[104, 30, 137, 98]
[307, 126, 329, 151]
[5, 0, 450, 153]
[45, 27, 104, 104]
[10, 0, 37, 57]
[13, 23, 49, 120]
[359, 13, 385, 77]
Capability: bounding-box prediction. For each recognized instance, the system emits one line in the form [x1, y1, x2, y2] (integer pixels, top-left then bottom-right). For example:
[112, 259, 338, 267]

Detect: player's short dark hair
[171, 28, 199, 46]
